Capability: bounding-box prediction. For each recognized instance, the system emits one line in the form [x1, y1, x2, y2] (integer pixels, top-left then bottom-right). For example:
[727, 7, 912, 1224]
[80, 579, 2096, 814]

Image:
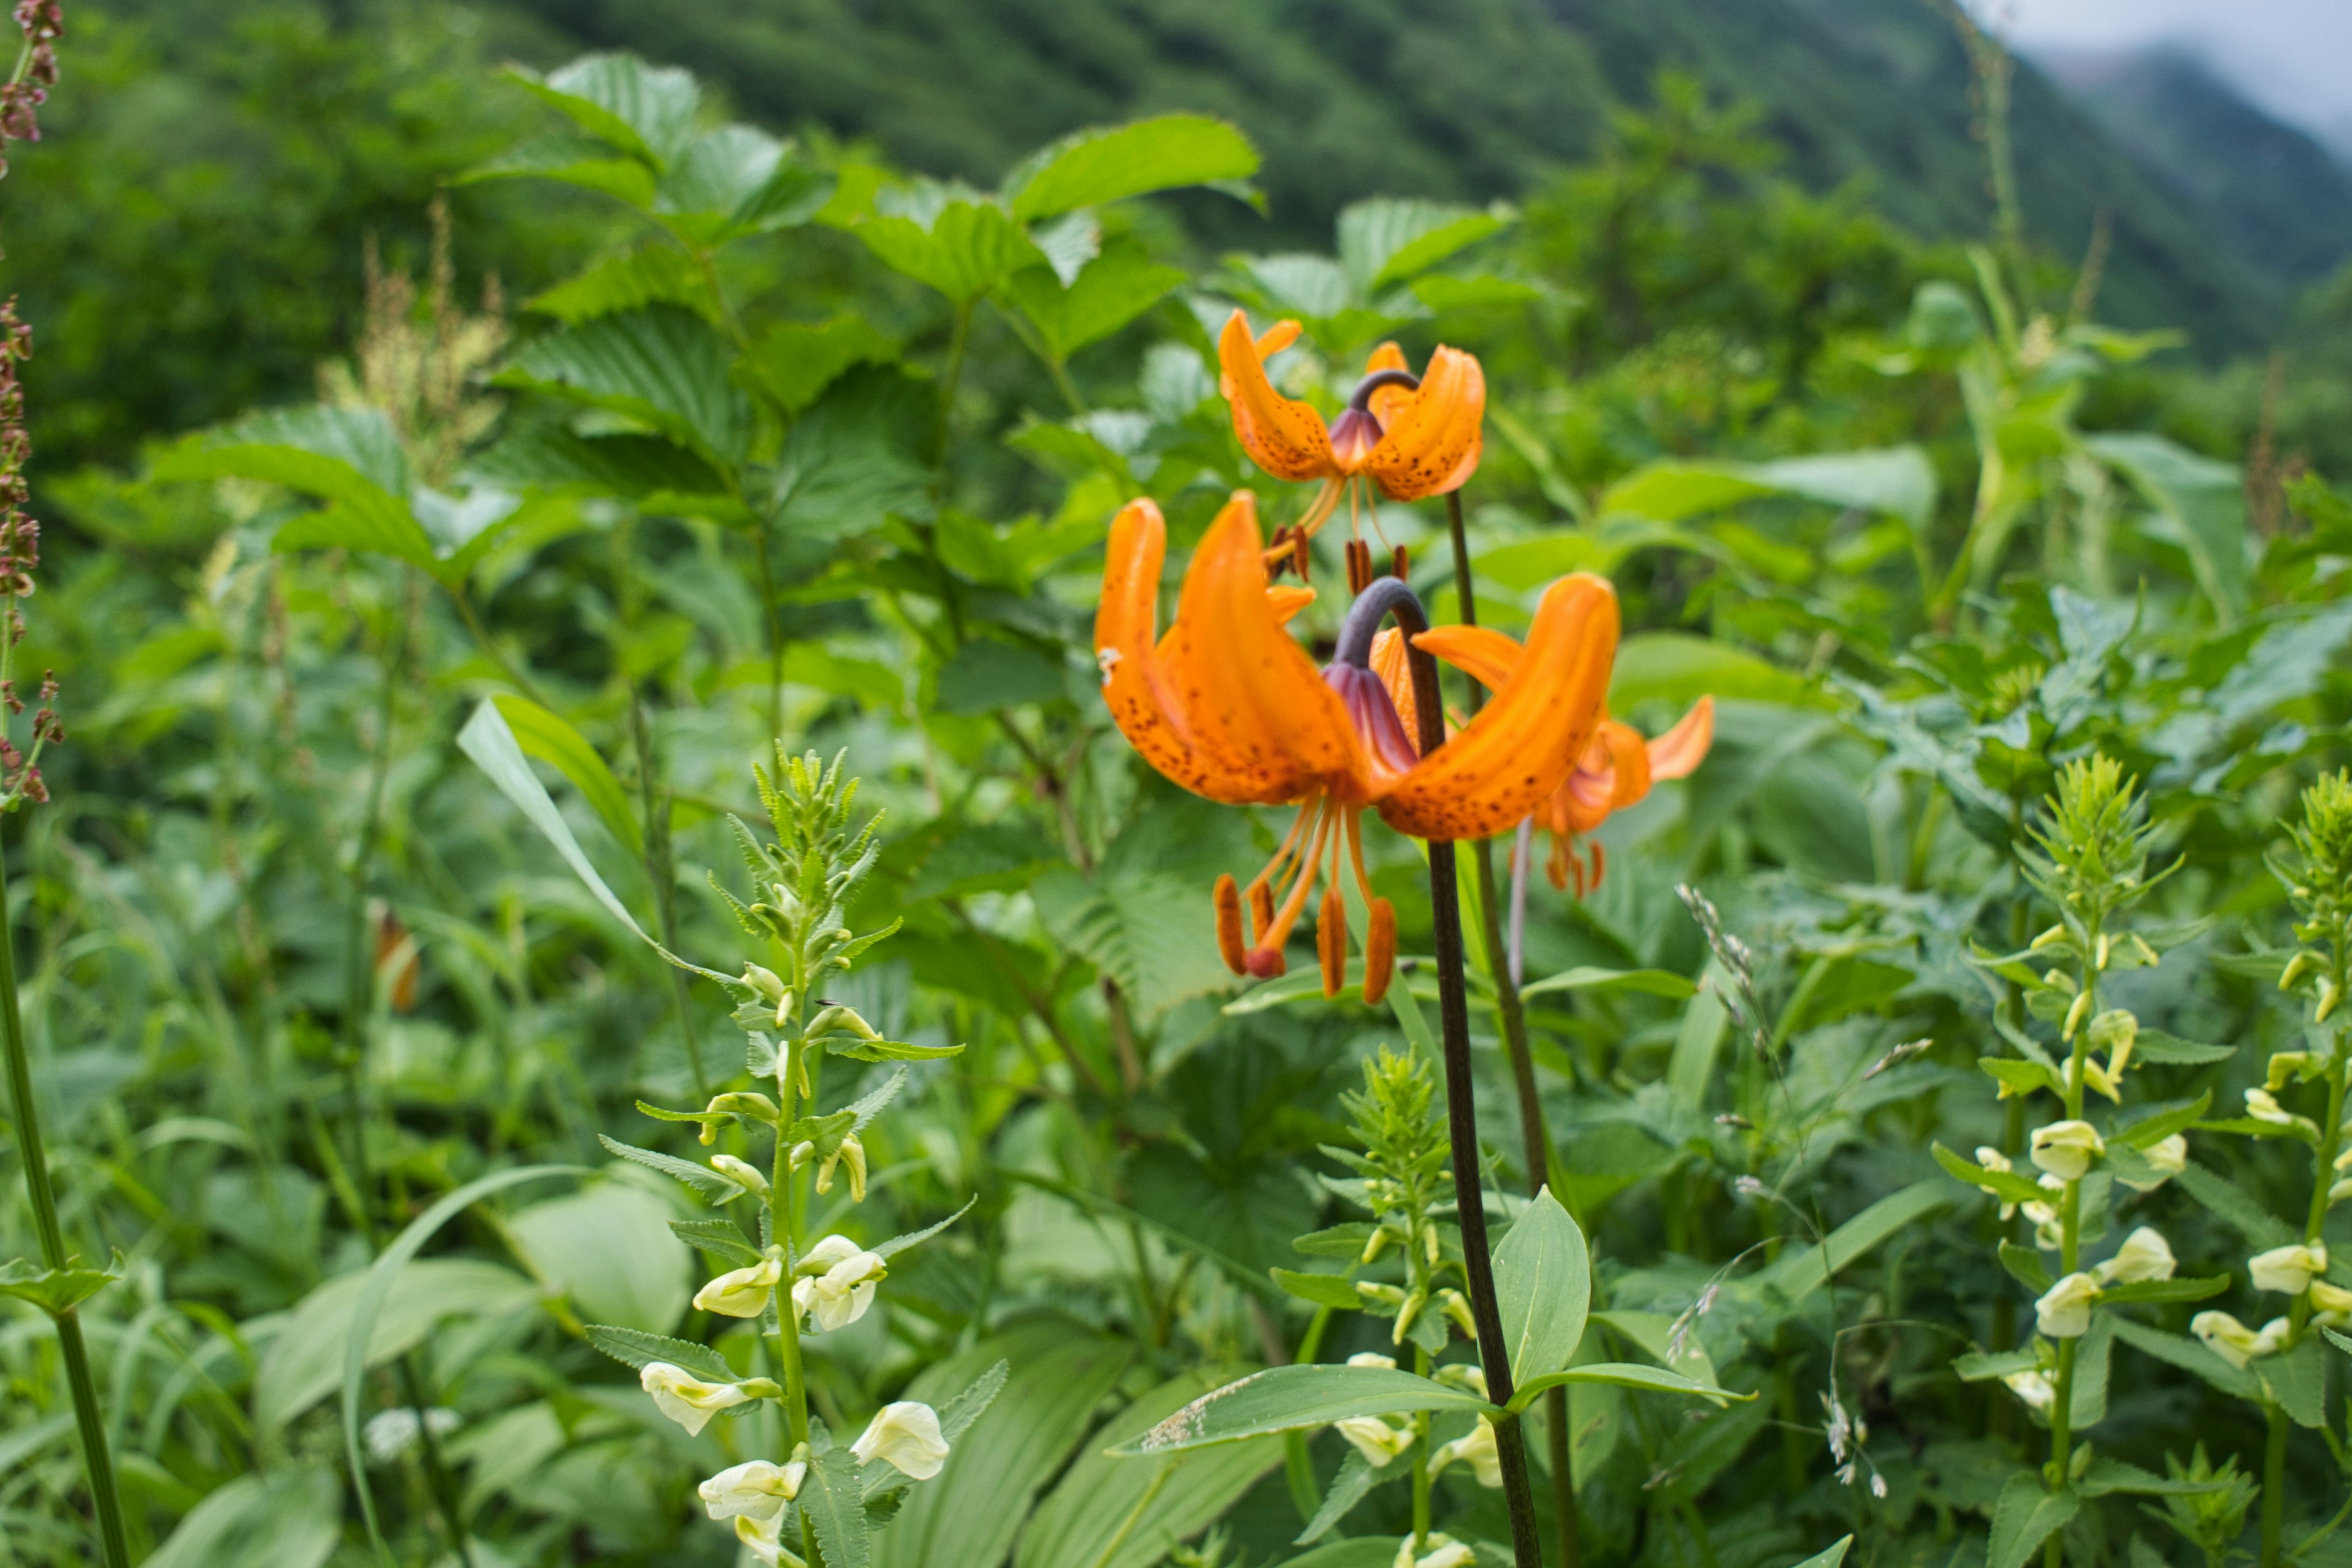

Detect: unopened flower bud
[741, 964, 788, 1003]
[711, 1154, 769, 1197]
[2062, 989, 2092, 1040]
[2029, 924, 2068, 952]
[2282, 951, 2314, 990]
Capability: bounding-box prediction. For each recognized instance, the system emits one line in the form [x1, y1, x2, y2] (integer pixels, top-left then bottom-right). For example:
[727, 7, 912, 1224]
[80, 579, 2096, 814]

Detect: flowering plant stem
[772, 1022, 816, 1564]
[1447, 490, 1580, 1568]
[2043, 907, 2098, 1568]
[0, 838, 130, 1568]
[1389, 581, 1544, 1568]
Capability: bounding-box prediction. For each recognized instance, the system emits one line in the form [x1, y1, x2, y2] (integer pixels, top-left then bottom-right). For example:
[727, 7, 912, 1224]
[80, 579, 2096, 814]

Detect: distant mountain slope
[2037, 45, 2352, 286]
[509, 0, 2291, 351]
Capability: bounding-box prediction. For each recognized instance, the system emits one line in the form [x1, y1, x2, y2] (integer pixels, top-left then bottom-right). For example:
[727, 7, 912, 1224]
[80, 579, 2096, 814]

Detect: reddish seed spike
[1363, 898, 1396, 1005]
[1249, 880, 1276, 943]
[1212, 875, 1248, 975]
[1317, 886, 1348, 999]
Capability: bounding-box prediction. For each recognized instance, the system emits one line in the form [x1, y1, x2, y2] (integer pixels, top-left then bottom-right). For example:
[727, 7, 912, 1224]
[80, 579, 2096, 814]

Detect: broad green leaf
[1223, 957, 1434, 1014]
[770, 366, 937, 540]
[1271, 1268, 1364, 1310]
[745, 315, 900, 415]
[1019, 1368, 1286, 1568]
[337, 1166, 584, 1556]
[1589, 1309, 1721, 1390]
[0, 1253, 121, 1316]
[516, 53, 699, 168]
[1003, 115, 1259, 222]
[1999, 1242, 2053, 1294]
[2174, 1161, 2298, 1250]
[256, 1257, 538, 1430]
[1751, 1181, 1951, 1301]
[529, 246, 712, 324]
[498, 305, 753, 465]
[145, 1468, 341, 1568]
[2108, 1317, 2261, 1401]
[1106, 1365, 1489, 1456]
[1609, 633, 1822, 711]
[507, 1183, 690, 1334]
[581, 1323, 736, 1384]
[468, 421, 728, 500]
[459, 699, 657, 947]
[1517, 965, 1698, 1001]
[1787, 1539, 1854, 1568]
[154, 406, 435, 572]
[935, 637, 1067, 714]
[1988, 1473, 2078, 1568]
[2070, 1314, 2111, 1430]
[667, 1217, 763, 1267]
[857, 191, 1049, 303]
[458, 134, 658, 206]
[1604, 446, 1936, 529]
[654, 124, 785, 225]
[1336, 197, 1512, 293]
[2087, 432, 2246, 621]
[873, 1322, 1134, 1568]
[1031, 864, 1232, 1020]
[1000, 240, 1186, 360]
[2260, 1333, 2326, 1428]
[1505, 1360, 1744, 1412]
[1494, 1188, 1589, 1382]
[492, 695, 642, 855]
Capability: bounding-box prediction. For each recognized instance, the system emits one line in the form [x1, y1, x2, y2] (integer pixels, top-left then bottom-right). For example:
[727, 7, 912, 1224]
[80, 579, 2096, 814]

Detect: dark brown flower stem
[1447, 489, 1580, 1568]
[1381, 583, 1542, 1568]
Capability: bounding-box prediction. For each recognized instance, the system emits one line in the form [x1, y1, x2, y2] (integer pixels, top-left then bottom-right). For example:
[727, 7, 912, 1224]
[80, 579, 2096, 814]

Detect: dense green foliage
[6, 11, 2352, 1568]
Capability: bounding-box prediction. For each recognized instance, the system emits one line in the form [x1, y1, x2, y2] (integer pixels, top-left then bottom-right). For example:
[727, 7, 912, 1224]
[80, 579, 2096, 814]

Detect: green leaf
[529, 246, 712, 324]
[491, 695, 642, 855]
[1019, 1368, 1284, 1568]
[516, 53, 699, 168]
[1934, 1142, 2049, 1205]
[669, 1218, 764, 1267]
[1296, 1447, 1404, 1545]
[1517, 965, 1698, 1001]
[337, 1166, 585, 1558]
[801, 1442, 873, 1568]
[2132, 1031, 2236, 1066]
[2175, 1161, 2299, 1250]
[498, 306, 752, 466]
[1988, 1474, 2079, 1568]
[874, 1324, 1133, 1568]
[257, 1257, 538, 1432]
[597, 1135, 739, 1205]
[508, 1183, 691, 1334]
[771, 365, 937, 540]
[1999, 1242, 2054, 1295]
[2120, 1091, 2212, 1147]
[1336, 197, 1513, 293]
[1000, 240, 1186, 360]
[856, 190, 1049, 303]
[655, 125, 796, 232]
[459, 134, 659, 206]
[2086, 432, 2247, 620]
[1751, 1181, 1951, 1301]
[581, 1322, 736, 1384]
[744, 315, 900, 415]
[2098, 1275, 2230, 1306]
[874, 1197, 977, 1261]
[153, 406, 436, 572]
[2261, 1333, 2326, 1428]
[1494, 1188, 1590, 1383]
[1589, 1310, 1721, 1390]
[2070, 1315, 2112, 1430]
[2079, 1458, 2229, 1497]
[145, 1468, 341, 1568]
[0, 1253, 121, 1316]
[1980, 1059, 2064, 1101]
[1272, 1545, 1396, 1568]
[1107, 1365, 1488, 1455]
[1031, 863, 1234, 1020]
[459, 698, 660, 949]
[1506, 1360, 1746, 1412]
[1953, 1347, 2040, 1382]
[1785, 1539, 1855, 1568]
[1002, 115, 1260, 222]
[1604, 447, 1937, 530]
[469, 421, 728, 500]
[1271, 1268, 1363, 1310]
[2109, 1317, 2262, 1401]
[1607, 633, 1823, 712]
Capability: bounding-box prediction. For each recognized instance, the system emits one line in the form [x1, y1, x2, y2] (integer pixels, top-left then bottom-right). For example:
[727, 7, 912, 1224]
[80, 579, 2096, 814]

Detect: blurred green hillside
[6, 0, 2344, 474]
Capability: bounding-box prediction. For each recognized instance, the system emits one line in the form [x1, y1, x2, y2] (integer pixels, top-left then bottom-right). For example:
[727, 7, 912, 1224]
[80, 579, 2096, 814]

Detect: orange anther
[1213, 873, 1247, 975]
[1250, 880, 1276, 943]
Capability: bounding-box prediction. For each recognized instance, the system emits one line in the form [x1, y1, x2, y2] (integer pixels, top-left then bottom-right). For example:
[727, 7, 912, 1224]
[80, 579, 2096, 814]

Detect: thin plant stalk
[0, 837, 132, 1568]
[1379, 579, 1544, 1567]
[1445, 489, 1579, 1566]
[2042, 903, 2101, 1568]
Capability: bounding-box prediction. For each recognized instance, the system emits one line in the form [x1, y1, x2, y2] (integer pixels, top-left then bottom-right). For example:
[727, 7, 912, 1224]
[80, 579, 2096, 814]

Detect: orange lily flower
[1216, 310, 1484, 562]
[1095, 489, 1617, 1003]
[1410, 619, 1713, 895]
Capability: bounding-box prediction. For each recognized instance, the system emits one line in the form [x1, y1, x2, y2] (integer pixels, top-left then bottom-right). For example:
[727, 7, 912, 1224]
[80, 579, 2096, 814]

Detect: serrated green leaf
[515, 53, 699, 168]
[856, 192, 1048, 303]
[498, 306, 752, 466]
[1001, 239, 1185, 361]
[1109, 1365, 1489, 1455]
[581, 1322, 736, 1382]
[2109, 1317, 2262, 1400]
[1954, 1347, 2040, 1382]
[1999, 1241, 2054, 1294]
[597, 1134, 740, 1205]
[0, 1253, 122, 1316]
[153, 406, 438, 573]
[2260, 1333, 2326, 1428]
[1988, 1473, 2078, 1568]
[801, 1442, 872, 1568]
[2132, 1031, 2236, 1066]
[874, 1196, 976, 1260]
[1934, 1142, 2048, 1204]
[529, 246, 712, 325]
[669, 1218, 764, 1267]
[1336, 197, 1512, 293]
[2078, 1457, 2228, 1497]
[1001, 115, 1259, 222]
[744, 315, 900, 415]
[2175, 1161, 2298, 1250]
[2120, 1092, 2212, 1147]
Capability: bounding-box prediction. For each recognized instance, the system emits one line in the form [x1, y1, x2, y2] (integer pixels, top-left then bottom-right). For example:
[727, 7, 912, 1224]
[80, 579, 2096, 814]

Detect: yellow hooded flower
[698, 1457, 806, 1523]
[791, 1234, 888, 1333]
[2029, 1120, 2104, 1182]
[641, 1362, 775, 1436]
[2249, 1241, 2328, 1295]
[2035, 1272, 2100, 1338]
[2192, 1310, 2290, 1370]
[693, 1256, 784, 1319]
[2094, 1227, 2176, 1286]
[851, 1401, 951, 1480]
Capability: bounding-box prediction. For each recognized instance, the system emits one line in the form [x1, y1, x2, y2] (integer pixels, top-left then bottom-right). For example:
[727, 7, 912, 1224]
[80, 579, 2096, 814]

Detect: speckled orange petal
[1376, 573, 1617, 841]
[1218, 310, 1338, 483]
[1365, 345, 1485, 500]
[1648, 696, 1715, 780]
[1170, 491, 1370, 805]
[1409, 624, 1524, 693]
[1369, 628, 1420, 749]
[1096, 499, 1237, 799]
[1363, 341, 1414, 426]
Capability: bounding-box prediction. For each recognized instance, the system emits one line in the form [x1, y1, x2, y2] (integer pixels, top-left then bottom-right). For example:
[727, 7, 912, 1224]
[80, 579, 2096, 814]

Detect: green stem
[1, 835, 131, 1568]
[447, 584, 550, 707]
[753, 527, 788, 750]
[933, 299, 974, 466]
[627, 689, 709, 1099]
[2043, 918, 2099, 1568]
[2263, 1403, 2289, 1568]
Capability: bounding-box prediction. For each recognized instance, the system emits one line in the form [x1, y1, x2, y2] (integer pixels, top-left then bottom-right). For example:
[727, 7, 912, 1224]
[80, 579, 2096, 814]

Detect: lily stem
[1397, 596, 1543, 1568]
[0, 834, 131, 1568]
[1447, 489, 1579, 1567]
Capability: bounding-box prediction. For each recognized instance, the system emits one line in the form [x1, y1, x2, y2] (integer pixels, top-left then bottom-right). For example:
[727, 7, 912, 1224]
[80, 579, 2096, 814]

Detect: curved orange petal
[1364, 344, 1485, 500]
[1376, 573, 1618, 841]
[1363, 341, 1414, 426]
[1268, 584, 1317, 625]
[1096, 499, 1228, 797]
[1553, 720, 1650, 835]
[1217, 311, 1338, 483]
[1409, 624, 1523, 694]
[1169, 491, 1369, 805]
[1256, 320, 1302, 358]
[1369, 628, 1420, 749]
[1648, 696, 1714, 780]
